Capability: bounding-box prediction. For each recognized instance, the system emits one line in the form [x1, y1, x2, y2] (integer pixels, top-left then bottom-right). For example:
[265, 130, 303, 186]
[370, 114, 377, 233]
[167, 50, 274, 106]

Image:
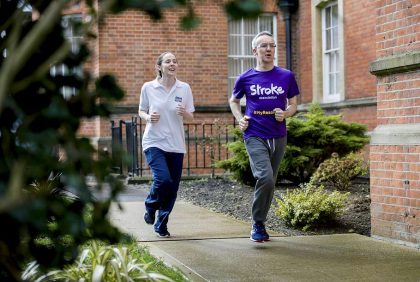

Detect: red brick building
[72, 0, 378, 143]
[369, 0, 419, 248]
[66, 1, 419, 246]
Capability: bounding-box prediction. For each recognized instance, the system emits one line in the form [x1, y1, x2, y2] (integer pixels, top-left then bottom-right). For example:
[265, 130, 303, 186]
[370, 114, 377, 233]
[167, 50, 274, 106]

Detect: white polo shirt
[139, 78, 195, 153]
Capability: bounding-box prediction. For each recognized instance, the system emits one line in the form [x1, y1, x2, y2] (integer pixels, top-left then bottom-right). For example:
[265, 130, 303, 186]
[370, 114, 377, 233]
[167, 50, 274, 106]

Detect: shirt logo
[175, 96, 182, 102]
[250, 83, 285, 96]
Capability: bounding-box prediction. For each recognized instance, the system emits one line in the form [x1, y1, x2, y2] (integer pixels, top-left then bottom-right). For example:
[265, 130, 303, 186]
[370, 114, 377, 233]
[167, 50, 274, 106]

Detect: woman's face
[159, 53, 178, 78]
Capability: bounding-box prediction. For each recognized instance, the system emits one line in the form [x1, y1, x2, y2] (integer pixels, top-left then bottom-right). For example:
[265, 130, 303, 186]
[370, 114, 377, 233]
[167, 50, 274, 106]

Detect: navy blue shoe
[250, 223, 270, 242]
[155, 229, 171, 238]
[143, 211, 155, 225]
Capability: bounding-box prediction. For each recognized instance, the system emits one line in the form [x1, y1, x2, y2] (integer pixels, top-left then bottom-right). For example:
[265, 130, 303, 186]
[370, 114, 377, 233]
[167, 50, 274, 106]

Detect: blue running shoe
[250, 223, 270, 242]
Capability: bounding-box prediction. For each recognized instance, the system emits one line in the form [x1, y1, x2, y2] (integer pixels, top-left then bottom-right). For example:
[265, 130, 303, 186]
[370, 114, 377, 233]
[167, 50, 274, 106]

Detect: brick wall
[296, 0, 312, 104]
[296, 0, 377, 129]
[343, 0, 377, 101]
[377, 72, 420, 125]
[79, 1, 283, 140]
[369, 0, 420, 247]
[78, 1, 380, 141]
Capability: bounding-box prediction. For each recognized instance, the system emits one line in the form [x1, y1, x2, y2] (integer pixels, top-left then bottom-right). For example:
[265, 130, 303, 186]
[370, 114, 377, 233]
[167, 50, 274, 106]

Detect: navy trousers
[144, 147, 184, 232]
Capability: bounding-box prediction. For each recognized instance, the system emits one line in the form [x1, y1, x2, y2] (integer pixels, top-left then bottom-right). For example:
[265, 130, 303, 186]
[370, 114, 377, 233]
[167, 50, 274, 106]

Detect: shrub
[279, 104, 369, 183]
[310, 152, 368, 190]
[216, 104, 369, 185]
[274, 183, 350, 231]
[215, 127, 255, 185]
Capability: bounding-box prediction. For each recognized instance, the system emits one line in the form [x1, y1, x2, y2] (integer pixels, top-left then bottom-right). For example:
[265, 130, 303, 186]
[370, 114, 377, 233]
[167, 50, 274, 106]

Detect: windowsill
[298, 97, 377, 111]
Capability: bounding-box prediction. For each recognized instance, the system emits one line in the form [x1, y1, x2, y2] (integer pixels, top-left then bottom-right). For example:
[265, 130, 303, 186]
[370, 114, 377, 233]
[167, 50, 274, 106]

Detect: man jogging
[229, 31, 299, 242]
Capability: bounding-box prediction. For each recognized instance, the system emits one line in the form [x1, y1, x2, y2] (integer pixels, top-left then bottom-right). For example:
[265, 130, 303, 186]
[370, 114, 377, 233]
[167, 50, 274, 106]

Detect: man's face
[252, 35, 276, 64]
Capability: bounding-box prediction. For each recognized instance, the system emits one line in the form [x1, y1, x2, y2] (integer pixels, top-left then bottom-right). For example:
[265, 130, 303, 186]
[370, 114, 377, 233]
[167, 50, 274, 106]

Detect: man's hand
[273, 108, 286, 122]
[239, 115, 250, 131]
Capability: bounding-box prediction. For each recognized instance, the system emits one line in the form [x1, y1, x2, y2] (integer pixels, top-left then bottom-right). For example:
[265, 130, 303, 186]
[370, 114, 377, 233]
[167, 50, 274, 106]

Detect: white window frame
[228, 14, 277, 97]
[312, 0, 345, 104]
[322, 2, 340, 103]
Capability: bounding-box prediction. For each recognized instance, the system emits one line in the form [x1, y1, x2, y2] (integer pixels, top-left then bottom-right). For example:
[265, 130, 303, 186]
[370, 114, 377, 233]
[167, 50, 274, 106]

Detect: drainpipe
[277, 0, 299, 71]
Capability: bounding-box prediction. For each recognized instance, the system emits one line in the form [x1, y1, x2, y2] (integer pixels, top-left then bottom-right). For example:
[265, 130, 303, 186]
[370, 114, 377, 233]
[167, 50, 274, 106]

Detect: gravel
[176, 176, 371, 237]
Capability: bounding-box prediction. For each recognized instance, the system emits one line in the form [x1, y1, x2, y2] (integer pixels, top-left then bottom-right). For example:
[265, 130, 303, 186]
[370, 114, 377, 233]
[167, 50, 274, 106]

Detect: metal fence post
[125, 118, 139, 176]
[110, 120, 123, 174]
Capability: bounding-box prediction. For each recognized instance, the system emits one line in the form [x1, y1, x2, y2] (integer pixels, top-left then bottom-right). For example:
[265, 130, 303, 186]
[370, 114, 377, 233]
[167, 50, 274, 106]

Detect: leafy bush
[215, 127, 255, 185]
[279, 104, 369, 183]
[310, 152, 368, 190]
[1, 2, 127, 279]
[216, 104, 369, 185]
[274, 183, 350, 231]
[22, 240, 186, 282]
[0, 0, 263, 279]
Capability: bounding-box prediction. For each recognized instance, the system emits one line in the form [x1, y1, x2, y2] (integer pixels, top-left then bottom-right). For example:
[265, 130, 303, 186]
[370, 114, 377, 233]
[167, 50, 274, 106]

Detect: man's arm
[285, 96, 298, 118]
[229, 96, 243, 122]
[274, 96, 298, 122]
[229, 96, 249, 131]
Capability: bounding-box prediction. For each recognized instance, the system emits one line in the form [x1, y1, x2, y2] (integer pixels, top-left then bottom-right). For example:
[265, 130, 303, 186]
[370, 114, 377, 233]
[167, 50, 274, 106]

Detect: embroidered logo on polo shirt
[175, 96, 182, 102]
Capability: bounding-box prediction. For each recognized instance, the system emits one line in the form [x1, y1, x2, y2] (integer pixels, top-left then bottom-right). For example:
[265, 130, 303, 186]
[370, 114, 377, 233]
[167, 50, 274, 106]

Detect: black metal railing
[111, 117, 237, 177]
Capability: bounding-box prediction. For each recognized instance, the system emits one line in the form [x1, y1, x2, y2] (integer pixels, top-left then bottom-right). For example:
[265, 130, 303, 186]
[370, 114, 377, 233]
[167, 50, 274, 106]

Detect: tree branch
[0, 0, 69, 111]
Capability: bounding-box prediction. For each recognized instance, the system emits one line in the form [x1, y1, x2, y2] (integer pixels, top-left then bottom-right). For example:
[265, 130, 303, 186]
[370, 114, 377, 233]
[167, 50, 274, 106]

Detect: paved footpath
[108, 185, 420, 282]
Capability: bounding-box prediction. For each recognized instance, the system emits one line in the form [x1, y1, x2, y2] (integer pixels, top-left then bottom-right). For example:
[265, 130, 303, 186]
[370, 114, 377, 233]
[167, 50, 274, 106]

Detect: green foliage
[215, 127, 255, 185]
[224, 0, 263, 20]
[279, 104, 369, 183]
[22, 240, 187, 281]
[108, 0, 263, 30]
[0, 1, 263, 280]
[274, 183, 350, 231]
[0, 2, 127, 279]
[216, 104, 369, 185]
[310, 152, 368, 191]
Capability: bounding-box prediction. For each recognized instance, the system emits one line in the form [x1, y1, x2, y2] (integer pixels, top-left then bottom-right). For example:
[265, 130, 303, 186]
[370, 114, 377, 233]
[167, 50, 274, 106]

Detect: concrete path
[109, 185, 420, 282]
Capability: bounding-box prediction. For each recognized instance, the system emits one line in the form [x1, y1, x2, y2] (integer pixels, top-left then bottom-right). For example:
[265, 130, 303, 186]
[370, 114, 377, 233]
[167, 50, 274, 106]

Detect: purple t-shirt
[232, 66, 300, 139]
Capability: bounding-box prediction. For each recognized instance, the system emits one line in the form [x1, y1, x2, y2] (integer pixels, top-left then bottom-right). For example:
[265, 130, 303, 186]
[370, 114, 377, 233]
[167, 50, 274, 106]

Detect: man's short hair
[251, 31, 274, 48]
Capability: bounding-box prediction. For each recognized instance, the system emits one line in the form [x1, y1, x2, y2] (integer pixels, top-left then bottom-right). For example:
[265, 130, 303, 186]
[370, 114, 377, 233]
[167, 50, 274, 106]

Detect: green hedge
[216, 104, 370, 185]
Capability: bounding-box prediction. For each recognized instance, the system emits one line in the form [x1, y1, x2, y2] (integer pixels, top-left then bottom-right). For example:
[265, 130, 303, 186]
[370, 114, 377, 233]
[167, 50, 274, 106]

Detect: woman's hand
[148, 112, 160, 123]
[176, 103, 186, 117]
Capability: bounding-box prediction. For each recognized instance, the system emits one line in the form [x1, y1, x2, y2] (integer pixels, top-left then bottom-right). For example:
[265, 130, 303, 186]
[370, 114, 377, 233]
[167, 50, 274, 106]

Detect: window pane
[335, 73, 339, 94]
[228, 58, 241, 76]
[326, 7, 331, 28]
[335, 51, 340, 73]
[244, 58, 255, 71]
[62, 15, 83, 54]
[259, 16, 273, 33]
[243, 19, 257, 34]
[329, 53, 334, 73]
[329, 74, 335, 95]
[229, 35, 241, 55]
[332, 26, 338, 49]
[326, 29, 331, 50]
[244, 35, 253, 55]
[228, 78, 235, 94]
[332, 4, 338, 26]
[229, 20, 240, 34]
